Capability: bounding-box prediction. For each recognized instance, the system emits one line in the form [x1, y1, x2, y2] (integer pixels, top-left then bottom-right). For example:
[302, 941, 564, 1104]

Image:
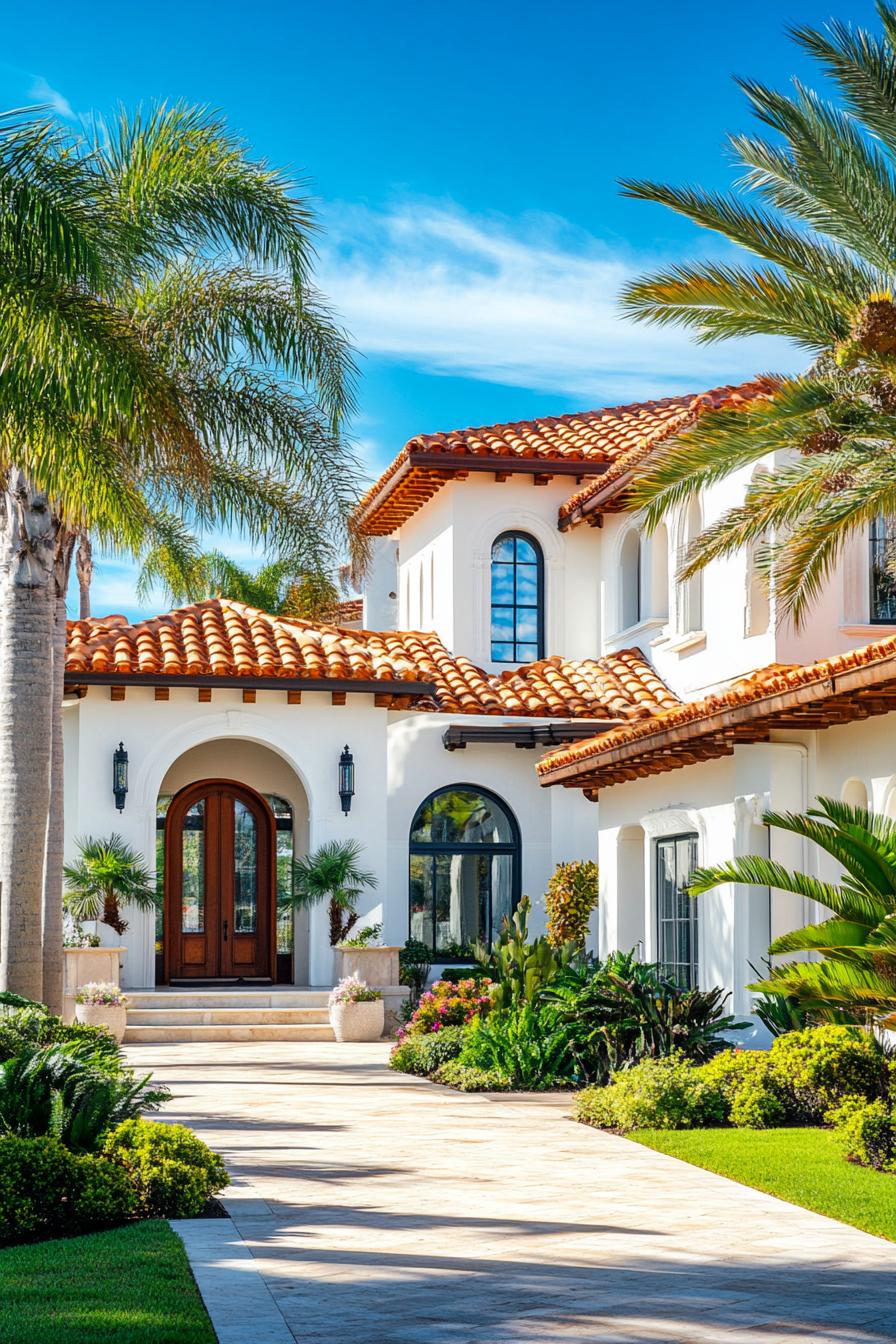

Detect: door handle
[223, 919, 229, 942]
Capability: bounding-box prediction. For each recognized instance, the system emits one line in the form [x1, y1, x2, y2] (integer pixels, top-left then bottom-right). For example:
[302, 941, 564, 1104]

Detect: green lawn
[0, 1220, 215, 1344]
[632, 1127, 896, 1242]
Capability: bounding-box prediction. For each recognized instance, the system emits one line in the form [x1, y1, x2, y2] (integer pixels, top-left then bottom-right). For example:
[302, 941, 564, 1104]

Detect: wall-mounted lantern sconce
[113, 742, 129, 812]
[338, 745, 355, 815]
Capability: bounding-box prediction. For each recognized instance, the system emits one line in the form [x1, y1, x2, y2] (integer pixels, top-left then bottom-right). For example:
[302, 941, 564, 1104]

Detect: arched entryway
[164, 779, 276, 982]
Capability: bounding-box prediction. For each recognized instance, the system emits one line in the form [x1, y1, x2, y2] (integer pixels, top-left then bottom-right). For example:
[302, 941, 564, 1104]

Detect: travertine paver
[128, 1041, 896, 1344]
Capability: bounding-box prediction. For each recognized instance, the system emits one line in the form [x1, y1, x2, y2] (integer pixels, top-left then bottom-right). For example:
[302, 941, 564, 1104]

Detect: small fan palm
[688, 796, 896, 1027]
[618, 4, 896, 625]
[63, 836, 159, 937]
[286, 840, 378, 946]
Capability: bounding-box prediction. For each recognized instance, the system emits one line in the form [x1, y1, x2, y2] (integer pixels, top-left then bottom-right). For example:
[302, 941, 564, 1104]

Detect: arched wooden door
[164, 780, 276, 981]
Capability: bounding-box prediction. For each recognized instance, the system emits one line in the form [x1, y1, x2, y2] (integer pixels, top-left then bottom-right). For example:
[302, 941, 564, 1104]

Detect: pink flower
[432, 1022, 442, 1031]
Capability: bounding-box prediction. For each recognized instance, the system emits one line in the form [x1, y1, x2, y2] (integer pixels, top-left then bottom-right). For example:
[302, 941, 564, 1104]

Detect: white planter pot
[329, 998, 385, 1042]
[63, 946, 126, 1025]
[75, 1002, 127, 1044]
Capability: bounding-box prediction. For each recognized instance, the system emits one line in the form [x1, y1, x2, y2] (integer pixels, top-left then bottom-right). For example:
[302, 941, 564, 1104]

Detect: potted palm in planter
[75, 981, 129, 1043]
[285, 840, 378, 974]
[328, 976, 384, 1042]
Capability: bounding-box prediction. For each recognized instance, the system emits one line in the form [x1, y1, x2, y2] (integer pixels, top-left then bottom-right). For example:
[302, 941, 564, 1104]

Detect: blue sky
[1, 0, 879, 616]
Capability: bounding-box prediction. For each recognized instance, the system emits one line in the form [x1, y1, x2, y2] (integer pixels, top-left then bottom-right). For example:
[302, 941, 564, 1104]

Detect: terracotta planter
[329, 998, 385, 1042]
[75, 1002, 127, 1043]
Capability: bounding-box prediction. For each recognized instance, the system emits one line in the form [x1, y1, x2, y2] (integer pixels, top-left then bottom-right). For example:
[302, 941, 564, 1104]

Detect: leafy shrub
[460, 1003, 576, 1091]
[545, 860, 599, 948]
[543, 952, 743, 1085]
[831, 1097, 895, 1171]
[0, 1043, 168, 1152]
[399, 978, 492, 1038]
[768, 1025, 886, 1121]
[388, 1026, 467, 1077]
[474, 896, 579, 1010]
[433, 1059, 509, 1091]
[399, 939, 432, 1005]
[698, 1050, 787, 1128]
[575, 1056, 725, 1133]
[102, 1118, 228, 1218]
[0, 1007, 120, 1063]
[0, 1135, 135, 1244]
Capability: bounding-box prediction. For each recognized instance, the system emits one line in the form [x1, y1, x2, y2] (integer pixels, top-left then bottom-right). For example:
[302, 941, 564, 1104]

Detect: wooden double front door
[164, 780, 276, 980]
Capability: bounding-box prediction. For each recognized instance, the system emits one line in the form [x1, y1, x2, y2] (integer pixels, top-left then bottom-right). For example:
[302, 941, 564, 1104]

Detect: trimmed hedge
[101, 1119, 228, 1219]
[388, 1026, 467, 1077]
[575, 1026, 887, 1134]
[0, 1135, 135, 1244]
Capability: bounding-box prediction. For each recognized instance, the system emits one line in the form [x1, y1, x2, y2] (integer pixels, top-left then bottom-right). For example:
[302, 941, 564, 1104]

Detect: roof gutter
[64, 670, 438, 697]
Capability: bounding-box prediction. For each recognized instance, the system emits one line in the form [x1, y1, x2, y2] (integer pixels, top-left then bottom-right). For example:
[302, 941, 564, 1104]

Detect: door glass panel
[181, 800, 205, 933]
[233, 800, 257, 934]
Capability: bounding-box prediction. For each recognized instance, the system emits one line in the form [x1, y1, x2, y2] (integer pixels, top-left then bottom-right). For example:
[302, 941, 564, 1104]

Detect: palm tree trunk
[75, 533, 93, 620]
[41, 532, 74, 1015]
[0, 470, 58, 1001]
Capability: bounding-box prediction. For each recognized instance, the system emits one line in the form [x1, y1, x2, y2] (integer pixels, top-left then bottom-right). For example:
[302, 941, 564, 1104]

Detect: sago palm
[0, 104, 360, 1004]
[688, 796, 896, 1028]
[618, 3, 896, 625]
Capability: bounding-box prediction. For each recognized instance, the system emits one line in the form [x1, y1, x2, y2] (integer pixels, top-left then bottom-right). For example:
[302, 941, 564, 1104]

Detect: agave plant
[0, 1042, 168, 1153]
[688, 797, 896, 1028]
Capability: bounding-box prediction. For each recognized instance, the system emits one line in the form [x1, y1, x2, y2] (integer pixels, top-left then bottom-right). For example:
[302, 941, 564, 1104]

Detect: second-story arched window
[491, 532, 544, 663]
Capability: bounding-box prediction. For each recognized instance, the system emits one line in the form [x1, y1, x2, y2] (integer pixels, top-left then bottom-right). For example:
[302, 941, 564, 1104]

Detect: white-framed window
[655, 832, 699, 988]
[870, 516, 896, 623]
[619, 529, 641, 630]
[677, 497, 704, 634]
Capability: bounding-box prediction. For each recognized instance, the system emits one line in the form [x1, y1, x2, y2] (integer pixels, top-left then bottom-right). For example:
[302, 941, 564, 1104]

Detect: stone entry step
[122, 988, 336, 1043]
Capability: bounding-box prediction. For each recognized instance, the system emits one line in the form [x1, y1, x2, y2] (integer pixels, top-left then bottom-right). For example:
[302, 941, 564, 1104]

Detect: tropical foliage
[286, 839, 378, 945]
[688, 796, 896, 1028]
[64, 835, 158, 937]
[136, 547, 346, 622]
[472, 895, 579, 1010]
[618, 3, 896, 625]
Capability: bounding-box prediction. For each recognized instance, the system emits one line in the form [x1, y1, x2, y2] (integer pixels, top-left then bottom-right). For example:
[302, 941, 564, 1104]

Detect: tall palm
[0, 104, 360, 1004]
[618, 3, 896, 625]
[136, 540, 344, 622]
[688, 796, 896, 1028]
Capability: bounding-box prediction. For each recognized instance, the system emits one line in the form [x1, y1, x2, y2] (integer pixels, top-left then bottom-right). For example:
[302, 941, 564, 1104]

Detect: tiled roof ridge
[65, 599, 681, 722]
[536, 634, 896, 778]
[354, 377, 776, 536]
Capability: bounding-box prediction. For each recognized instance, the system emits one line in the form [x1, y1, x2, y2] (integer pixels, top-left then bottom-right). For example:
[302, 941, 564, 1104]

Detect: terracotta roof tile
[558, 378, 778, 528]
[64, 599, 679, 721]
[537, 634, 896, 789]
[355, 380, 773, 536]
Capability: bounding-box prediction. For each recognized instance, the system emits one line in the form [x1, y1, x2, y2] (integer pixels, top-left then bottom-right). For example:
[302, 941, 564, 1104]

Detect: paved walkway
[127, 1041, 896, 1344]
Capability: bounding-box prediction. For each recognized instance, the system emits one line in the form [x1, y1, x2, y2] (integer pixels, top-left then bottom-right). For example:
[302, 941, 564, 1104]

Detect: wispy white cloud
[318, 200, 802, 404]
[28, 75, 74, 120]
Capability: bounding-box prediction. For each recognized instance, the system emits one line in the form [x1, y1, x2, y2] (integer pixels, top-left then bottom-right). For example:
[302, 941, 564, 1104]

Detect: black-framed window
[409, 785, 520, 958]
[656, 833, 699, 989]
[870, 516, 896, 623]
[491, 532, 544, 663]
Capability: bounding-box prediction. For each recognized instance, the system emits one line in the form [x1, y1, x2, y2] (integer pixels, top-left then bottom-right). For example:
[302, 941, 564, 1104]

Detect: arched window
[650, 524, 669, 622]
[409, 786, 520, 957]
[491, 532, 544, 663]
[620, 529, 641, 629]
[679, 497, 704, 633]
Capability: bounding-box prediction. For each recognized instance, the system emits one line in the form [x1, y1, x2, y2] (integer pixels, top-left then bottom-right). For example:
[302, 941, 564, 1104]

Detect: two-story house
[61, 375, 896, 1034]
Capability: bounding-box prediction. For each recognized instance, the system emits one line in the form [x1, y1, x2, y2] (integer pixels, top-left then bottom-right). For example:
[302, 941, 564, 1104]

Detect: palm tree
[63, 835, 158, 938]
[617, 3, 896, 625]
[688, 796, 896, 1028]
[136, 545, 344, 622]
[0, 104, 360, 1003]
[286, 840, 378, 946]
